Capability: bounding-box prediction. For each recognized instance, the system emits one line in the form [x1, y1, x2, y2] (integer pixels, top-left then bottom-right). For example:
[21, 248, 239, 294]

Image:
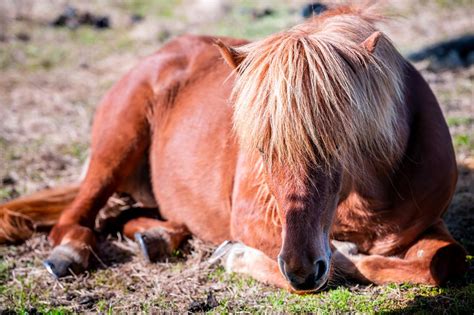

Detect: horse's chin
[290, 278, 329, 295]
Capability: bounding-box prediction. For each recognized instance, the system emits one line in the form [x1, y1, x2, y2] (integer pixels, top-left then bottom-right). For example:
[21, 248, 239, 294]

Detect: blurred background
[0, 0, 473, 313]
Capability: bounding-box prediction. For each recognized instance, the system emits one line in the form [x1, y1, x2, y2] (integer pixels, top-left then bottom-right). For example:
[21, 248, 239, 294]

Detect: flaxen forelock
[232, 7, 406, 181]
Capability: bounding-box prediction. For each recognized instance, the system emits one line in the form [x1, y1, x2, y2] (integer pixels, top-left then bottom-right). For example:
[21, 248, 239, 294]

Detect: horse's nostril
[314, 259, 327, 281]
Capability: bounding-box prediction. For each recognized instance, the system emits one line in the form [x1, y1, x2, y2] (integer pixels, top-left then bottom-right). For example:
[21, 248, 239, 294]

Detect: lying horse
[0, 5, 467, 292]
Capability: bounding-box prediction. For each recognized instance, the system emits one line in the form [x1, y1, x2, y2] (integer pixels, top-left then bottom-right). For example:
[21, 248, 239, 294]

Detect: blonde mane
[232, 6, 406, 181]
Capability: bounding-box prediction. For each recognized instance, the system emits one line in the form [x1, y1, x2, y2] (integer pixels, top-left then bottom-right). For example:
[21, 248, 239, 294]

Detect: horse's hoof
[134, 229, 170, 262]
[208, 241, 251, 273]
[209, 240, 234, 265]
[331, 240, 359, 256]
[43, 244, 88, 278]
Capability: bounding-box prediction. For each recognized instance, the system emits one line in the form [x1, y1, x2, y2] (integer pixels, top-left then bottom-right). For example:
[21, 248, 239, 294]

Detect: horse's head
[266, 158, 342, 291]
[217, 17, 404, 292]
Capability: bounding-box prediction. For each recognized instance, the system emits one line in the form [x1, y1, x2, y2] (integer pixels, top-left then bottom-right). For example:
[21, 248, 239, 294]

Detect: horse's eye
[258, 147, 265, 155]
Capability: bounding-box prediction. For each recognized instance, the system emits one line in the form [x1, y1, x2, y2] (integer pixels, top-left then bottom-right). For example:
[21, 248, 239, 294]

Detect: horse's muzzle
[278, 255, 329, 292]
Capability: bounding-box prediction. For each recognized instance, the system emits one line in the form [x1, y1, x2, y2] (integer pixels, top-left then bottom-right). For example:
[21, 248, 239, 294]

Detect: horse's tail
[0, 184, 80, 243]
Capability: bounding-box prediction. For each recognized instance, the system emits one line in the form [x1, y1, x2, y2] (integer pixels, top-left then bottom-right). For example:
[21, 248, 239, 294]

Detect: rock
[252, 8, 274, 19]
[301, 2, 328, 18]
[51, 6, 110, 30]
[2, 175, 16, 185]
[188, 291, 219, 312]
[130, 14, 144, 25]
[78, 295, 98, 308]
[15, 32, 30, 42]
[407, 34, 474, 71]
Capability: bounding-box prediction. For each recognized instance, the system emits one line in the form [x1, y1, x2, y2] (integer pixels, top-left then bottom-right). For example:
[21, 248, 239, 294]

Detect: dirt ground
[0, 0, 473, 313]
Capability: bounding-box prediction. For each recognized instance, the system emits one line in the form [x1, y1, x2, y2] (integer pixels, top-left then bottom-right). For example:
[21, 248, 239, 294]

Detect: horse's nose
[278, 256, 328, 291]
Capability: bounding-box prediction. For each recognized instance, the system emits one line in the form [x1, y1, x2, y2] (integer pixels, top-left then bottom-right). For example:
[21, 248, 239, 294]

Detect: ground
[0, 0, 473, 313]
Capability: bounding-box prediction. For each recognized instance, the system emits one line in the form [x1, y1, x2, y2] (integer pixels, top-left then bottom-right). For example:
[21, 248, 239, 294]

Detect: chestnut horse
[0, 5, 467, 292]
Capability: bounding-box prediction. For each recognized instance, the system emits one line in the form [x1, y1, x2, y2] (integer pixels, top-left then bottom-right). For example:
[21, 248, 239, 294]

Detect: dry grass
[0, 0, 473, 313]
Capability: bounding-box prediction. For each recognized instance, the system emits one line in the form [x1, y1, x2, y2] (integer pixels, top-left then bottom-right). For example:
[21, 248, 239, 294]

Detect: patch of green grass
[0, 188, 12, 201]
[432, 0, 473, 9]
[0, 42, 69, 71]
[211, 5, 294, 40]
[454, 134, 474, 151]
[96, 299, 113, 314]
[0, 261, 11, 284]
[1, 275, 69, 314]
[147, 295, 178, 311]
[59, 141, 88, 162]
[92, 268, 127, 293]
[121, 0, 182, 18]
[208, 273, 474, 314]
[208, 266, 226, 282]
[447, 117, 474, 127]
[70, 28, 103, 45]
[170, 261, 185, 273]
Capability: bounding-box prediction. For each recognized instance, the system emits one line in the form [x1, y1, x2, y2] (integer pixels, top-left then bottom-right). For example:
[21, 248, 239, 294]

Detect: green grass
[121, 0, 182, 18]
[454, 134, 474, 152]
[0, 187, 18, 202]
[0, 274, 70, 314]
[447, 117, 474, 127]
[204, 262, 474, 313]
[209, 4, 294, 40]
[432, 0, 473, 9]
[0, 42, 69, 71]
[59, 141, 89, 162]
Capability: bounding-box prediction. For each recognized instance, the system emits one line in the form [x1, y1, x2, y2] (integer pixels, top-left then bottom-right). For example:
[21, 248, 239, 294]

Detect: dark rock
[301, 2, 328, 18]
[65, 292, 76, 301]
[93, 16, 110, 29]
[15, 32, 30, 42]
[407, 34, 474, 71]
[2, 175, 16, 185]
[27, 308, 38, 315]
[252, 8, 274, 19]
[78, 295, 98, 308]
[130, 14, 144, 24]
[187, 291, 219, 312]
[51, 6, 110, 30]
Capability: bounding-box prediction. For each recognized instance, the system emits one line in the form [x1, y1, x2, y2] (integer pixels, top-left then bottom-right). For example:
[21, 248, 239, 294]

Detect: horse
[0, 5, 467, 293]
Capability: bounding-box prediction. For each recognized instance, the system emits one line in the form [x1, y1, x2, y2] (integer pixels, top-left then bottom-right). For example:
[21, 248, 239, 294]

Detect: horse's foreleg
[123, 218, 189, 262]
[332, 221, 467, 285]
[218, 242, 290, 290]
[44, 78, 152, 278]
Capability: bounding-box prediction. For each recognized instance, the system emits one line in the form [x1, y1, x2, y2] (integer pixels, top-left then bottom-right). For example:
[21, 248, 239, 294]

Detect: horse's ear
[361, 31, 382, 53]
[214, 39, 246, 69]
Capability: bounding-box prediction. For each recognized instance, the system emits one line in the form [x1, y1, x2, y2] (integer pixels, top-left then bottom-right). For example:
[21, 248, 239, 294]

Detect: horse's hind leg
[333, 220, 467, 285]
[44, 75, 152, 278]
[122, 218, 189, 262]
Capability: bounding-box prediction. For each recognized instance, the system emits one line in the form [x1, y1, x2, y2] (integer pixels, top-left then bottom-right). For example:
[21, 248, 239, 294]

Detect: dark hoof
[43, 245, 88, 278]
[134, 229, 170, 263]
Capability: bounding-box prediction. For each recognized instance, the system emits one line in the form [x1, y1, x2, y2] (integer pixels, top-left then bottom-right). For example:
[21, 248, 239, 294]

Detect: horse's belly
[149, 88, 237, 244]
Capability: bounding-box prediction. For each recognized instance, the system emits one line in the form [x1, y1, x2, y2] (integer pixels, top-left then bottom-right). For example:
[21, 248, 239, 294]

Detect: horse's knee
[49, 223, 95, 247]
[430, 242, 468, 285]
